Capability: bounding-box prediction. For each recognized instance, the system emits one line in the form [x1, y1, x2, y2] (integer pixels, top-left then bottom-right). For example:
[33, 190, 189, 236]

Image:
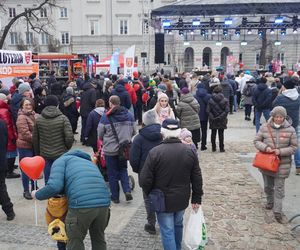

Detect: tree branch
[0, 0, 55, 49]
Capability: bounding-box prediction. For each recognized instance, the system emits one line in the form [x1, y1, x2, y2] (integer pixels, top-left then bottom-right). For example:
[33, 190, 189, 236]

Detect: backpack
[244, 85, 252, 97]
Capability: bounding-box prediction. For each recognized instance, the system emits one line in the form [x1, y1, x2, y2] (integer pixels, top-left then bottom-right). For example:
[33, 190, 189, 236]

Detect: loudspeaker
[155, 33, 165, 64]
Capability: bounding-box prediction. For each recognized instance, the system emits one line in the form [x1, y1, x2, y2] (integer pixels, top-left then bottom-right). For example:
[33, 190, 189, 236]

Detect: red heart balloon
[20, 156, 45, 180]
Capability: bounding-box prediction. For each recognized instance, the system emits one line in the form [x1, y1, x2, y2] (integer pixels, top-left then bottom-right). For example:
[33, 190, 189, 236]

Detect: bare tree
[16, 38, 28, 51]
[0, 0, 57, 49]
[48, 36, 60, 52]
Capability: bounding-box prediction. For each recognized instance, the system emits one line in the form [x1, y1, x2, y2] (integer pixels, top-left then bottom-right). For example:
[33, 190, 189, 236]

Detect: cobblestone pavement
[201, 142, 300, 250]
[0, 111, 300, 249]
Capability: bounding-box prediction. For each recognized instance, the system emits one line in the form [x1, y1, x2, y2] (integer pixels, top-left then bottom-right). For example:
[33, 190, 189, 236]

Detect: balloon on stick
[20, 156, 45, 226]
[20, 156, 45, 180]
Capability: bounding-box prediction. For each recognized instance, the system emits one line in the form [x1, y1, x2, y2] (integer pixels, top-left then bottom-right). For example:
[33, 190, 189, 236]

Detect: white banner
[124, 45, 135, 78]
[110, 50, 119, 75]
[0, 50, 32, 66]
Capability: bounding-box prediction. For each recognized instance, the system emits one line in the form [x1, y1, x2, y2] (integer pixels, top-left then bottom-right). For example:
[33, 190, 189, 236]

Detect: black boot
[212, 144, 216, 152]
[219, 129, 225, 152]
[6, 211, 15, 221]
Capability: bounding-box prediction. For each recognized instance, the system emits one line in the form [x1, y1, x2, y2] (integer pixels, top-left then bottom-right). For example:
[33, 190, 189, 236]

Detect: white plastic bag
[184, 207, 207, 250]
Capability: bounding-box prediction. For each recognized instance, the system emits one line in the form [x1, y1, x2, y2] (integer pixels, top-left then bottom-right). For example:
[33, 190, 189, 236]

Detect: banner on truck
[0, 50, 32, 66]
[0, 63, 39, 88]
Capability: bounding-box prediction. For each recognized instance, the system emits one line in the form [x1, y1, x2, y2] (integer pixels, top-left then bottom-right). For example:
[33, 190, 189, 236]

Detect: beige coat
[254, 118, 297, 178]
[16, 110, 37, 149]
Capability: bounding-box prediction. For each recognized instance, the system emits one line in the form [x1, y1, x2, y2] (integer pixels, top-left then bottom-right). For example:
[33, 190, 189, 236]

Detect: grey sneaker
[23, 191, 33, 200]
[265, 203, 273, 210]
[274, 213, 288, 224]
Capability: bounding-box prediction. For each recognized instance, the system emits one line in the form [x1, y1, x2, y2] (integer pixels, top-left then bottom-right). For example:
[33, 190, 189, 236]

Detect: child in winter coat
[180, 128, 198, 155]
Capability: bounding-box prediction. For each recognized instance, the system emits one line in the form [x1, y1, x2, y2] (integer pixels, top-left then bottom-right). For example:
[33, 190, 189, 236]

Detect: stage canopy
[151, 0, 300, 17]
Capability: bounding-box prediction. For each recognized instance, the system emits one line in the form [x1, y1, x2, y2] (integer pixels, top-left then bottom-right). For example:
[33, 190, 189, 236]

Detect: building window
[60, 7, 68, 18]
[24, 8, 32, 18]
[89, 19, 100, 35]
[61, 32, 69, 44]
[41, 32, 49, 45]
[277, 53, 284, 63]
[40, 8, 47, 18]
[9, 8, 16, 18]
[119, 20, 128, 35]
[26, 32, 33, 45]
[239, 53, 243, 63]
[10, 32, 18, 45]
[167, 53, 171, 65]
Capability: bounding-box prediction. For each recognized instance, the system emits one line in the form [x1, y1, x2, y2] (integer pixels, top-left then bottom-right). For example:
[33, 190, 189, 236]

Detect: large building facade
[1, 0, 299, 74]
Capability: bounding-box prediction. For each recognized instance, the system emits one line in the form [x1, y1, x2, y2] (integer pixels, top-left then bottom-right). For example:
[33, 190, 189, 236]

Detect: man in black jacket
[111, 79, 131, 109]
[129, 109, 162, 235]
[0, 119, 15, 221]
[80, 80, 97, 143]
[140, 119, 203, 250]
[252, 77, 272, 132]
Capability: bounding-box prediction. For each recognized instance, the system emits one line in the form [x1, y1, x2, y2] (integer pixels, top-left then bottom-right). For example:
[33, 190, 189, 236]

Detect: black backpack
[244, 85, 252, 97]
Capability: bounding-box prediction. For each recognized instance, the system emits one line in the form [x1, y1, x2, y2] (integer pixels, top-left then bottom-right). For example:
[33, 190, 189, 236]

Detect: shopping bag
[184, 207, 207, 250]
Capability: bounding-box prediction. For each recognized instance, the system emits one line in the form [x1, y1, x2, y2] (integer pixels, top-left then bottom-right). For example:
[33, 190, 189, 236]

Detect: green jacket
[176, 93, 200, 130]
[33, 106, 74, 160]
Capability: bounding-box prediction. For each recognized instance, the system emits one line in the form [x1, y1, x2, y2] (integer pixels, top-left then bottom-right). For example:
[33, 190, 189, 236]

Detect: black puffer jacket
[252, 83, 272, 111]
[207, 93, 229, 129]
[129, 124, 162, 174]
[63, 94, 79, 133]
[140, 138, 203, 213]
[80, 83, 97, 118]
[111, 84, 131, 109]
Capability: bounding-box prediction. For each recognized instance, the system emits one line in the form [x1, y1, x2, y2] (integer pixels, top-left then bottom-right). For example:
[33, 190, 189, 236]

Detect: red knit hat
[133, 71, 139, 79]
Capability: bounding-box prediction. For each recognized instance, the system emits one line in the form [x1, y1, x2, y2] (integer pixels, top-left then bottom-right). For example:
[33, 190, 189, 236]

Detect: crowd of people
[0, 67, 299, 249]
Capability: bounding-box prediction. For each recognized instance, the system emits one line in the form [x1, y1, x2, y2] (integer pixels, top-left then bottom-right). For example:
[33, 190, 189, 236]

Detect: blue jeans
[294, 125, 300, 168]
[104, 155, 131, 200]
[255, 109, 270, 133]
[233, 95, 237, 112]
[57, 241, 66, 250]
[18, 148, 35, 192]
[156, 210, 185, 250]
[44, 159, 55, 184]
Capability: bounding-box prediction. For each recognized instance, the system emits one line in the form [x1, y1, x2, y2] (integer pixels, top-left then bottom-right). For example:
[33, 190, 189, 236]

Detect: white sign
[110, 50, 119, 75]
[124, 45, 135, 78]
[0, 50, 32, 66]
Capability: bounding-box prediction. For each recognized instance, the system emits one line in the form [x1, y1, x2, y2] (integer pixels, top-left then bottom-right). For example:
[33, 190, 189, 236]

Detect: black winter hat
[45, 95, 59, 107]
[283, 79, 296, 89]
[29, 73, 37, 80]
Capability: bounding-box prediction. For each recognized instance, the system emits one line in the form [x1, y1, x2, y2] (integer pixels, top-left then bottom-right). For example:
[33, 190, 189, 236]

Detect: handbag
[148, 189, 166, 212]
[253, 125, 280, 173]
[108, 116, 131, 161]
[148, 166, 177, 213]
